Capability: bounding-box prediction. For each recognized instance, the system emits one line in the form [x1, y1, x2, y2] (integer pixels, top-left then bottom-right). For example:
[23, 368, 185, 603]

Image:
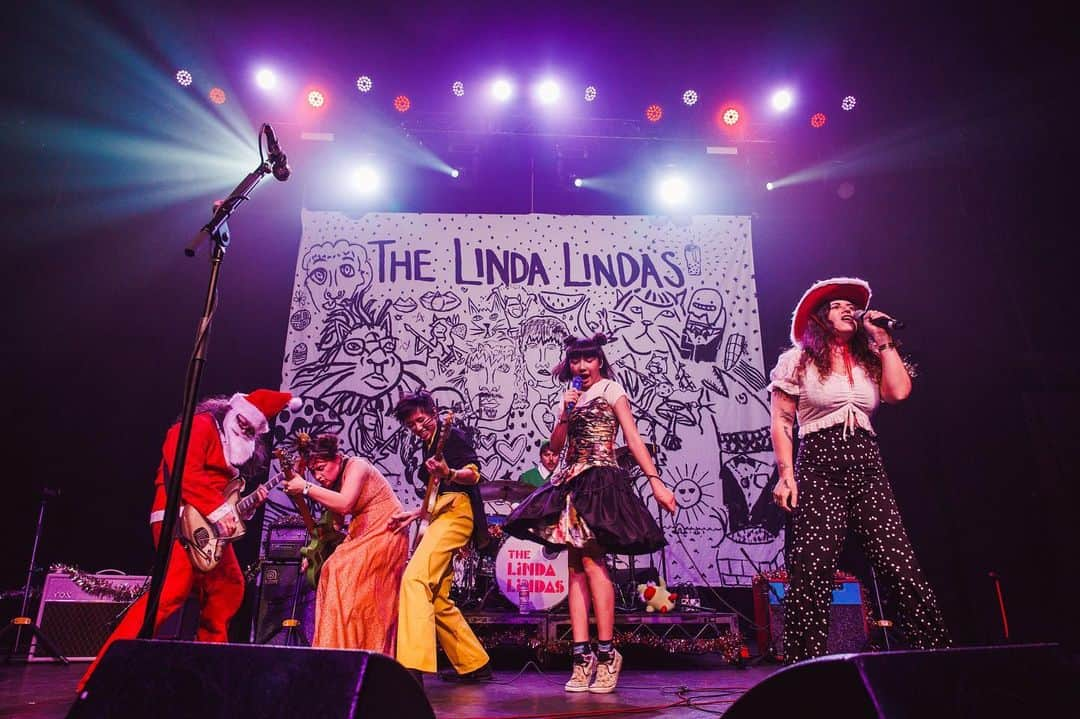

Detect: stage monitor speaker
[724, 643, 1070, 718]
[67, 639, 433, 719]
[252, 561, 316, 645]
[29, 572, 196, 661]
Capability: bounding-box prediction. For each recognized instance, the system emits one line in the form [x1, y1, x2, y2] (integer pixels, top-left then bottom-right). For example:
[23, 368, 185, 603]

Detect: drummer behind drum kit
[451, 443, 662, 612]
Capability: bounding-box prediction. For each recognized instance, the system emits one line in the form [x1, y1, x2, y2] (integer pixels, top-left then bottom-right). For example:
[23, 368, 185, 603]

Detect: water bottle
[517, 579, 533, 614]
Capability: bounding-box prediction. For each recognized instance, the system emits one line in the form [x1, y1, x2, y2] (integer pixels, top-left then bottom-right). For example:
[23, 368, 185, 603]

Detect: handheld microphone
[566, 375, 584, 412]
[263, 123, 291, 181]
[856, 310, 905, 331]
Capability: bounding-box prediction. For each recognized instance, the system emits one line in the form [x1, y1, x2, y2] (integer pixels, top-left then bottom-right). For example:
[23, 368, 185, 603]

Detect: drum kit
[450, 445, 661, 611]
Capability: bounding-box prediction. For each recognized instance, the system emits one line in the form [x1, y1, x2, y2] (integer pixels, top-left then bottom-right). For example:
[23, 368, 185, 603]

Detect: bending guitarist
[77, 390, 297, 693]
[282, 433, 407, 654]
[388, 391, 491, 687]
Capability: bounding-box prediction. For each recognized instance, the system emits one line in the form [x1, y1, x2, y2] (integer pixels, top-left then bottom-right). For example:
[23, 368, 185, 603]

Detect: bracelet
[877, 341, 897, 352]
[302, 482, 311, 496]
[645, 474, 662, 481]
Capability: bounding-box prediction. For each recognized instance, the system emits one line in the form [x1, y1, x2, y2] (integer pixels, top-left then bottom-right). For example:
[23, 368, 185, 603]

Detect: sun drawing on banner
[666, 463, 715, 527]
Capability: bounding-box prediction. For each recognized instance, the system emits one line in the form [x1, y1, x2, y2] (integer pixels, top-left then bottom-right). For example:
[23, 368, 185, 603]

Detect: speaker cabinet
[29, 572, 196, 661]
[724, 643, 1070, 718]
[68, 639, 433, 719]
[252, 561, 316, 645]
[753, 574, 868, 657]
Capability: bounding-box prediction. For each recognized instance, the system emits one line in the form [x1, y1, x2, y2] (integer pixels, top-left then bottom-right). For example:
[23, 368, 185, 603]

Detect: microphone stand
[139, 155, 276, 639]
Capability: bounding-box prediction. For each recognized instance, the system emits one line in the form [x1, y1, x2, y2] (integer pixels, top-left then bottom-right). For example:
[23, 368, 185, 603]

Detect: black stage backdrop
[1, 1, 1073, 651]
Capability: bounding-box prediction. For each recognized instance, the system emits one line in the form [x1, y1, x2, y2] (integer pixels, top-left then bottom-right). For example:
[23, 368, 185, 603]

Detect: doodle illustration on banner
[272, 212, 784, 586]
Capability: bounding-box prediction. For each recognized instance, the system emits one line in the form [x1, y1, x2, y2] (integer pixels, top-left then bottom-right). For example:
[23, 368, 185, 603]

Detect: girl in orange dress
[283, 434, 407, 654]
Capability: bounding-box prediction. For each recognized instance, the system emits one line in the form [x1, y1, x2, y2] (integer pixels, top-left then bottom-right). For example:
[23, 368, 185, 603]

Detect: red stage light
[721, 107, 740, 126]
[394, 95, 411, 113]
[308, 90, 326, 108]
[208, 87, 226, 105]
[810, 112, 827, 128]
[645, 104, 663, 122]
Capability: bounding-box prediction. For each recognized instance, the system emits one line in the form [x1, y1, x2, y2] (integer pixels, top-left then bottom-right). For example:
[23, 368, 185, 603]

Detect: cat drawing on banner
[608, 289, 685, 359]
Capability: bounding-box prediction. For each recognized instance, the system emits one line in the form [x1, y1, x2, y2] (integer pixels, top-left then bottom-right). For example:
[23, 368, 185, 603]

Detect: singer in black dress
[504, 334, 675, 693]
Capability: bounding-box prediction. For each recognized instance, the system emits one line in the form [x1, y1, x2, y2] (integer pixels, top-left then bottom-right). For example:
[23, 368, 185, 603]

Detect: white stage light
[656, 175, 690, 206]
[452, 81, 465, 97]
[350, 166, 382, 195]
[491, 78, 515, 103]
[356, 75, 373, 93]
[771, 88, 794, 112]
[535, 79, 561, 105]
[682, 89, 698, 106]
[584, 85, 597, 102]
[255, 68, 277, 90]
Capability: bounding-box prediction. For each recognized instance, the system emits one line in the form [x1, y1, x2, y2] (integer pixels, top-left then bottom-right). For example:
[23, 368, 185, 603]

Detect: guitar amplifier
[29, 571, 197, 661]
[752, 572, 869, 658]
[266, 516, 309, 561]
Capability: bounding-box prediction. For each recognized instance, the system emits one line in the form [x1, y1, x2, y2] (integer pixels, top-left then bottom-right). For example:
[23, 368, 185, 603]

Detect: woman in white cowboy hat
[767, 277, 950, 663]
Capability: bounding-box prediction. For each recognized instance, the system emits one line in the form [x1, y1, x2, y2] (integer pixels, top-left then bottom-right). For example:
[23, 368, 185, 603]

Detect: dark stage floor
[0, 656, 774, 718]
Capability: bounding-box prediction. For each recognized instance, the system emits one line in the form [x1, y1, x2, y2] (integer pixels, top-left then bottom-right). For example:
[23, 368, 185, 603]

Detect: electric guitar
[411, 412, 454, 554]
[177, 450, 291, 573]
[278, 452, 346, 589]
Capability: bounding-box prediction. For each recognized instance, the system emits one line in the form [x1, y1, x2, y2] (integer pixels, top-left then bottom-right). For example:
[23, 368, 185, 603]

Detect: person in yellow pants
[388, 391, 491, 687]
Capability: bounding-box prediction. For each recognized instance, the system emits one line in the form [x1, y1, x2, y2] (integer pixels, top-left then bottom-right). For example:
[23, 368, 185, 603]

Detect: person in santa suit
[77, 389, 299, 692]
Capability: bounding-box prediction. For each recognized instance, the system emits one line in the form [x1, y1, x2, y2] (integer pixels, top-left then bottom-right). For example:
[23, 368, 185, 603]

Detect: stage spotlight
[308, 90, 326, 108]
[255, 68, 277, 90]
[394, 95, 411, 112]
[209, 87, 227, 105]
[810, 112, 827, 128]
[573, 177, 584, 188]
[645, 104, 663, 122]
[842, 95, 857, 111]
[452, 80, 465, 97]
[656, 174, 690, 206]
[356, 75, 373, 93]
[450, 168, 460, 179]
[535, 78, 561, 105]
[491, 78, 515, 103]
[584, 85, 597, 102]
[682, 89, 698, 106]
[175, 69, 193, 87]
[766, 182, 775, 191]
[770, 88, 794, 112]
[349, 166, 382, 195]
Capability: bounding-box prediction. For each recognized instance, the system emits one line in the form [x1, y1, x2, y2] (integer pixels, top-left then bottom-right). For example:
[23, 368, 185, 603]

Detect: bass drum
[495, 536, 569, 611]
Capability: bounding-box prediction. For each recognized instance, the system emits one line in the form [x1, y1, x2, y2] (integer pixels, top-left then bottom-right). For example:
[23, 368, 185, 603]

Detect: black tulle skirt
[502, 465, 667, 555]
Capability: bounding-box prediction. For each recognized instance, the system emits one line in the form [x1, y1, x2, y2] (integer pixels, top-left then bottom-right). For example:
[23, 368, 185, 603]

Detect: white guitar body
[178, 478, 246, 573]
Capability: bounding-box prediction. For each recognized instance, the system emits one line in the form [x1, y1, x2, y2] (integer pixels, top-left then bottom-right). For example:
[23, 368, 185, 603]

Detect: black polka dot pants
[782, 425, 950, 663]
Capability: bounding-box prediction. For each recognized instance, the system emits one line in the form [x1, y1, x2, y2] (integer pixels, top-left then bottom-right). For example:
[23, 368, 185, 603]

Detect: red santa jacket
[150, 412, 238, 524]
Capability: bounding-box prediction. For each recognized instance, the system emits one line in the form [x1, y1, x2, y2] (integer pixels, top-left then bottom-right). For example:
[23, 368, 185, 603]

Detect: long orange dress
[312, 457, 408, 654]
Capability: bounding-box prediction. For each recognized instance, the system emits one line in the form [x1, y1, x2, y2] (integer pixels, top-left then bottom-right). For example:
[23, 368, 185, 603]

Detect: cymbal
[614, 443, 659, 470]
[479, 480, 535, 502]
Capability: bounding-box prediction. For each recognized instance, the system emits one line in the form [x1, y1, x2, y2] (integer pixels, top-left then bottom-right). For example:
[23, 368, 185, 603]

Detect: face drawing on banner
[519, 315, 570, 389]
[339, 322, 401, 397]
[458, 336, 521, 430]
[609, 289, 684, 357]
[679, 288, 727, 363]
[302, 240, 373, 312]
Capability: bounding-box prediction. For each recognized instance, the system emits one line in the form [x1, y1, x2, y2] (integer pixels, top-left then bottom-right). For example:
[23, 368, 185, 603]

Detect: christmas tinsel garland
[49, 564, 147, 603]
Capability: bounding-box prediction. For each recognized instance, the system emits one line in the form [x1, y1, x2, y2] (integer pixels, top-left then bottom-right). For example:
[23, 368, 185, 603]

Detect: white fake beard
[221, 410, 257, 468]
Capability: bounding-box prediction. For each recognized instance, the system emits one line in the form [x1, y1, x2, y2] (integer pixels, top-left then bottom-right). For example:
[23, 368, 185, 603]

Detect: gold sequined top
[549, 397, 618, 486]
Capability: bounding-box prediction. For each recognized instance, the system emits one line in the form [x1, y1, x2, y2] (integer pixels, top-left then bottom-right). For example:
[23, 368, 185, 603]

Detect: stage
[1, 658, 775, 718]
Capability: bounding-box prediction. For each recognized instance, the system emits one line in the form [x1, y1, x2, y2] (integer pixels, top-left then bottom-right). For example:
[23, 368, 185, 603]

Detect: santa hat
[790, 277, 871, 346]
[228, 390, 302, 435]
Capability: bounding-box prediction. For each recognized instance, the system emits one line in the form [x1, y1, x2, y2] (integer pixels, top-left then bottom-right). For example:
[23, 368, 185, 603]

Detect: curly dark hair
[553, 333, 613, 383]
[796, 302, 882, 383]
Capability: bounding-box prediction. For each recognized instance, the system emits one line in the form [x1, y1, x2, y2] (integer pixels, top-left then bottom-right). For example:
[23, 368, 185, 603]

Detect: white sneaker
[588, 649, 622, 693]
[564, 653, 597, 692]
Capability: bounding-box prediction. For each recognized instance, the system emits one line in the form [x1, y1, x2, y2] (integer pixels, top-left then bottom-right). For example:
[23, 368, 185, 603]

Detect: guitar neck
[235, 470, 286, 517]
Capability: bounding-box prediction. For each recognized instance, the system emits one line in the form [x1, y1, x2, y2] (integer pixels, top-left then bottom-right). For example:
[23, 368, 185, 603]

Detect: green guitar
[278, 449, 346, 589]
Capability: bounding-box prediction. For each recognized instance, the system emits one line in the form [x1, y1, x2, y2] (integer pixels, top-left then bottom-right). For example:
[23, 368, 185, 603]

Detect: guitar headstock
[273, 447, 304, 479]
[434, 411, 454, 460]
